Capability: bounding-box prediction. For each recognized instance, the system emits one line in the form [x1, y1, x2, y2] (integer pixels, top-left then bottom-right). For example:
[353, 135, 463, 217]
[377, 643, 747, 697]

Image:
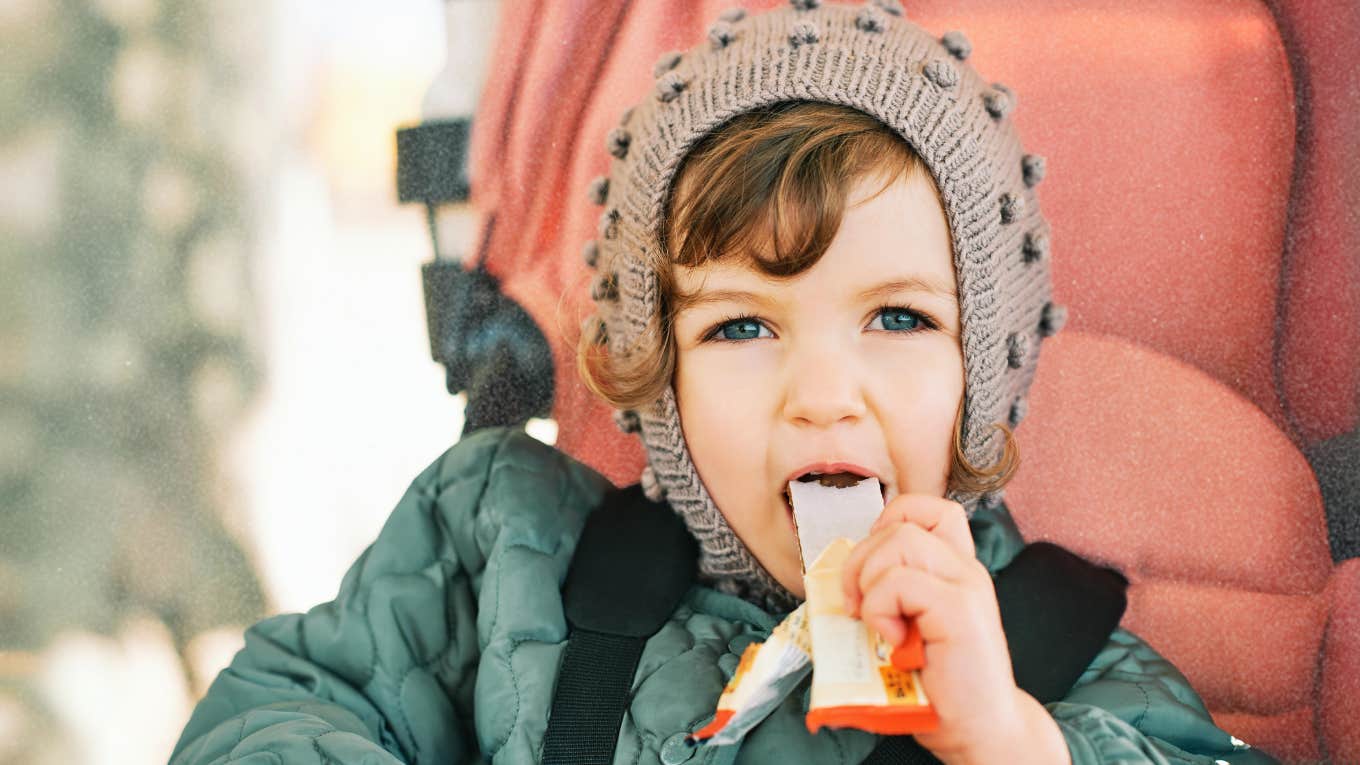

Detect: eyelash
[701, 305, 940, 343]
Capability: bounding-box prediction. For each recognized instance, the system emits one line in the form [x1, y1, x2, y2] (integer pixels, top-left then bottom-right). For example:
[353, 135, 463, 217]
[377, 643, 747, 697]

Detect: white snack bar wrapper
[803, 538, 936, 734]
[789, 476, 883, 570]
[693, 604, 812, 746]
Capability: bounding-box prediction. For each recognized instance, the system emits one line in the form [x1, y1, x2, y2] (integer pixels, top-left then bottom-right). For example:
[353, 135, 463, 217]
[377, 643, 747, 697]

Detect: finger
[859, 564, 983, 648]
[850, 499, 921, 608]
[841, 520, 920, 615]
[841, 527, 895, 615]
[844, 512, 971, 615]
[870, 494, 976, 559]
[856, 566, 940, 645]
[855, 522, 970, 591]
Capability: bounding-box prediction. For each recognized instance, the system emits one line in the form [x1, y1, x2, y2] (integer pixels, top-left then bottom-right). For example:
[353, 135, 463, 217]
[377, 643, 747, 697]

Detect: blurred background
[0, 0, 511, 761]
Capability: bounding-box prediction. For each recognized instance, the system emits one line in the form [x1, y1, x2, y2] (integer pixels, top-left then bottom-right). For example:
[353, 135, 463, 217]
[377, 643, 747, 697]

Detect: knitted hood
[583, 0, 1062, 610]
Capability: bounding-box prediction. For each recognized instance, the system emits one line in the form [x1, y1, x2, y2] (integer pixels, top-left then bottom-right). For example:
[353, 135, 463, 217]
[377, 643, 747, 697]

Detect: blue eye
[715, 318, 770, 341]
[703, 308, 934, 343]
[870, 307, 932, 332]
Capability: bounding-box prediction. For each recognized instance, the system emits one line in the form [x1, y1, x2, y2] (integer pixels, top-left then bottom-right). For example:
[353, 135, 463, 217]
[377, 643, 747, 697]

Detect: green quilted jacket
[170, 427, 1277, 764]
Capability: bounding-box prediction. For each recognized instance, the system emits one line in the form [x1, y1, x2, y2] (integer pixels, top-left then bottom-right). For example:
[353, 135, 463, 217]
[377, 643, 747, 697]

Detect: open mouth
[782, 470, 889, 513]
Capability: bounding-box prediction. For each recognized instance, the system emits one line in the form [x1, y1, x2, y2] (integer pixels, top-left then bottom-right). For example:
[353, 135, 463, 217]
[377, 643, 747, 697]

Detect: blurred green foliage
[0, 0, 267, 672]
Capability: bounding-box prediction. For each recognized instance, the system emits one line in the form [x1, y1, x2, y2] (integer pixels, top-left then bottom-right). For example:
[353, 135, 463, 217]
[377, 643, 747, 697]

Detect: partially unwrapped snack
[795, 474, 936, 734]
[697, 473, 938, 746]
[804, 537, 938, 734]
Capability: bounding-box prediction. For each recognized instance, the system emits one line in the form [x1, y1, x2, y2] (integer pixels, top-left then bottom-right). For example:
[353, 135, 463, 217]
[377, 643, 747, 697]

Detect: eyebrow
[671, 288, 775, 313]
[857, 276, 958, 304]
[672, 275, 958, 313]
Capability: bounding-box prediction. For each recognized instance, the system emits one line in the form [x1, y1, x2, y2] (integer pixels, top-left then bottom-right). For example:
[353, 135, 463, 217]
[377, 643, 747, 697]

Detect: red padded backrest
[915, 0, 1298, 433]
[470, 0, 644, 486]
[1007, 331, 1334, 762]
[1270, 0, 1360, 445]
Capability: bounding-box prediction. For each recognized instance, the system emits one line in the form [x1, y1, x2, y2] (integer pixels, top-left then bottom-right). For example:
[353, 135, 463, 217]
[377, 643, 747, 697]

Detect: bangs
[663, 101, 925, 279]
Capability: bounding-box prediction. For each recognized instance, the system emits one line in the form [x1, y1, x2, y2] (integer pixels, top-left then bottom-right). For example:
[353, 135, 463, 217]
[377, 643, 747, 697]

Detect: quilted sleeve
[168, 427, 610, 765]
[1045, 628, 1281, 765]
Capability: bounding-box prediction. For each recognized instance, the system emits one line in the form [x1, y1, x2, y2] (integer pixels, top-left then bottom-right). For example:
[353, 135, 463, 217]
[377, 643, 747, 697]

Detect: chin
[766, 544, 807, 599]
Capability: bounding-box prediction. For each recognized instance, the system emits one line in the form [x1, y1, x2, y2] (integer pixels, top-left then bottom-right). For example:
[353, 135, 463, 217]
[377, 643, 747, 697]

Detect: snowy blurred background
[0, 1, 503, 761]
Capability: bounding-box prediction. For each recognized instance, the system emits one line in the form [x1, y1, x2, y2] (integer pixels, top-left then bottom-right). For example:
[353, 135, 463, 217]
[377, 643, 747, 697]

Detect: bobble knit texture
[586, 1, 1057, 611]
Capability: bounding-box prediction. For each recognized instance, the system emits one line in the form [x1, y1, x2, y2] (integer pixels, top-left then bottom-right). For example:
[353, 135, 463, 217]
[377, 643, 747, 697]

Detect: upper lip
[783, 462, 883, 486]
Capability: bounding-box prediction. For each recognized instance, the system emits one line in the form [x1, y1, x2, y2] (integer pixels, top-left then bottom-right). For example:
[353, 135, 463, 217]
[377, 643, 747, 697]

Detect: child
[171, 3, 1275, 763]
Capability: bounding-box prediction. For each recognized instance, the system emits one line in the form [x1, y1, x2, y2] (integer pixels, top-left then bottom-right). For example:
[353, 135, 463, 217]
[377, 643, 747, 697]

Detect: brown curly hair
[578, 102, 1018, 497]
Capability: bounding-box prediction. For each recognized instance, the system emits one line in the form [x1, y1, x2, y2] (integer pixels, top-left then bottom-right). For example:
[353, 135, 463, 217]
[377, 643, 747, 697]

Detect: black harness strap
[541, 487, 1128, 765]
[541, 485, 698, 765]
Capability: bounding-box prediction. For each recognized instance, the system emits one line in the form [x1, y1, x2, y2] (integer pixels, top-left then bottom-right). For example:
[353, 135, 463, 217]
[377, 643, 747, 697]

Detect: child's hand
[841, 494, 1064, 765]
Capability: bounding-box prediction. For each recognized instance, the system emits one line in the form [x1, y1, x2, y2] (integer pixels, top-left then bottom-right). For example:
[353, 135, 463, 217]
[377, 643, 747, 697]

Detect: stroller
[396, 1, 1360, 762]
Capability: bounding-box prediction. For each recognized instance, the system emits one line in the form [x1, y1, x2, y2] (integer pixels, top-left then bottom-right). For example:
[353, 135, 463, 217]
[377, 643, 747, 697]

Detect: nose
[781, 342, 867, 427]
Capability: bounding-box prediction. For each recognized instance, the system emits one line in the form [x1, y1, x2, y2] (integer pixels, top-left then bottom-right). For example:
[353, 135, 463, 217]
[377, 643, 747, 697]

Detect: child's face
[672, 171, 963, 598]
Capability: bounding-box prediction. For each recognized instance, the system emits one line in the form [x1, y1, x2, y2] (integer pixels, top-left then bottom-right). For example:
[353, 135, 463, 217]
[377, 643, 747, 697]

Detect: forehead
[673, 172, 957, 301]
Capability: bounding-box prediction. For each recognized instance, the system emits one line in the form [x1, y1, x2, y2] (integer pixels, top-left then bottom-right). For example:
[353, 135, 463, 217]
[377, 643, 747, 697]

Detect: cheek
[867, 338, 964, 402]
[674, 350, 772, 504]
[675, 348, 775, 430]
[866, 341, 964, 489]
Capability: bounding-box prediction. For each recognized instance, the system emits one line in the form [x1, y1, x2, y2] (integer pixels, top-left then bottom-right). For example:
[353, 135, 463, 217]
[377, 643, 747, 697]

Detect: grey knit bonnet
[583, 0, 1063, 612]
